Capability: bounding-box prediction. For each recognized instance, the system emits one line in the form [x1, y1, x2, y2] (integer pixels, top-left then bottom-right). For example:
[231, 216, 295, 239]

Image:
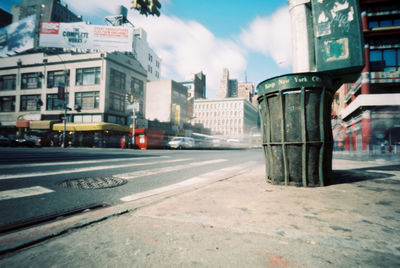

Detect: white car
[168, 137, 195, 149]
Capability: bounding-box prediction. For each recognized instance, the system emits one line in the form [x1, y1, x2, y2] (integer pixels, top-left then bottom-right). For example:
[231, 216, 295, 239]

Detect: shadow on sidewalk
[331, 165, 398, 185]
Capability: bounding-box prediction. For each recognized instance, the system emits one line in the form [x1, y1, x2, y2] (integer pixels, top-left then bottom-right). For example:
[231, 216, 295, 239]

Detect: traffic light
[74, 105, 82, 112]
[131, 0, 161, 16]
[126, 93, 134, 104]
[149, 0, 161, 17]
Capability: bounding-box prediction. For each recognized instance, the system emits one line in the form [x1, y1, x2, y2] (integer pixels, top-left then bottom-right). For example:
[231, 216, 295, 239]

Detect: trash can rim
[256, 72, 333, 97]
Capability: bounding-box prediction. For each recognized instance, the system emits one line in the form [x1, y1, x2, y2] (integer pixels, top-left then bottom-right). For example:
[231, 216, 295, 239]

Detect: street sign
[311, 0, 364, 82]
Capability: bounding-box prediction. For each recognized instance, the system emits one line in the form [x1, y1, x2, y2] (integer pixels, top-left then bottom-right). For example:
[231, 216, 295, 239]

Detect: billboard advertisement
[39, 22, 133, 52]
[0, 14, 36, 57]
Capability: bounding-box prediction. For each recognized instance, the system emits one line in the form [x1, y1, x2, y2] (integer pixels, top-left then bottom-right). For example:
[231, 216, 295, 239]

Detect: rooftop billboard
[0, 15, 36, 57]
[39, 22, 133, 52]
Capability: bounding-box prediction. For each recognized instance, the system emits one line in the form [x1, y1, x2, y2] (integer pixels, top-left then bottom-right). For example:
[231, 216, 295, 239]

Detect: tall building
[216, 68, 238, 98]
[338, 0, 400, 153]
[145, 80, 188, 127]
[0, 51, 147, 128]
[180, 72, 206, 100]
[133, 28, 162, 82]
[10, 0, 82, 49]
[237, 81, 257, 107]
[193, 98, 258, 138]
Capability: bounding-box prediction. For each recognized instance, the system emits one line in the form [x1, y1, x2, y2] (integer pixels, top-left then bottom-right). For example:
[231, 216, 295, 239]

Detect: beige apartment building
[193, 98, 258, 138]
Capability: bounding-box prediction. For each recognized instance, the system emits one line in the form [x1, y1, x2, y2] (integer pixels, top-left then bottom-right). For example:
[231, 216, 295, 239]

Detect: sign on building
[0, 15, 35, 57]
[39, 22, 133, 52]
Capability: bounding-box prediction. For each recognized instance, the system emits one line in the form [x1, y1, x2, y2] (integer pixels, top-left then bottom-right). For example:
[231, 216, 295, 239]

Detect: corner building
[340, 0, 400, 153]
[0, 52, 147, 128]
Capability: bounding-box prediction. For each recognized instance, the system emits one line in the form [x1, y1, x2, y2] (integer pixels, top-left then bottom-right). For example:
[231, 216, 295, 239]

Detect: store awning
[16, 120, 30, 128]
[52, 122, 130, 132]
[30, 120, 60, 130]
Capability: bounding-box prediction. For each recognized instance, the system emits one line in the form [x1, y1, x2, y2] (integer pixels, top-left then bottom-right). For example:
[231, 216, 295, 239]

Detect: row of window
[0, 91, 100, 112]
[368, 18, 400, 29]
[195, 110, 242, 117]
[196, 102, 242, 110]
[369, 48, 400, 71]
[0, 67, 100, 91]
[148, 53, 161, 68]
[0, 67, 146, 93]
[195, 119, 243, 126]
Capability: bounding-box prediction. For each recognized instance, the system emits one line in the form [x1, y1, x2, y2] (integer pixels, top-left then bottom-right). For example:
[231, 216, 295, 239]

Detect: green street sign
[311, 0, 364, 82]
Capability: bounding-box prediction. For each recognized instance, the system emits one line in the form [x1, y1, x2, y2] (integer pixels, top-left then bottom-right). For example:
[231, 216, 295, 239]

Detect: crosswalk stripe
[0, 186, 54, 201]
[0, 158, 192, 180]
[120, 161, 256, 202]
[115, 159, 227, 180]
[0, 156, 169, 169]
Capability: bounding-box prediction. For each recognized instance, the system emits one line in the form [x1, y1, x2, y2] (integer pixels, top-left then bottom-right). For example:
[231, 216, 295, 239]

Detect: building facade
[145, 80, 188, 127]
[133, 28, 162, 82]
[11, 0, 82, 49]
[0, 51, 147, 128]
[339, 0, 400, 153]
[193, 98, 258, 138]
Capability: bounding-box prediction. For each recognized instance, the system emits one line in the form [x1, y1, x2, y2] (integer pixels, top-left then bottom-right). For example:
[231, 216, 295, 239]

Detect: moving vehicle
[168, 137, 195, 149]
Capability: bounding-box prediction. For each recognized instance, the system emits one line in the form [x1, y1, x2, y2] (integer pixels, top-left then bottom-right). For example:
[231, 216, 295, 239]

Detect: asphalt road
[0, 147, 264, 233]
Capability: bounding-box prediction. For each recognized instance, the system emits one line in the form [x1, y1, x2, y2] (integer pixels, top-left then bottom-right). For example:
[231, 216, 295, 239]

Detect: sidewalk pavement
[1, 159, 400, 267]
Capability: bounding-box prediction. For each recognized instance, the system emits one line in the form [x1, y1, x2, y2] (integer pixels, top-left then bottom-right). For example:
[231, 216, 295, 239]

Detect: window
[110, 93, 125, 112]
[75, 91, 100, 109]
[21, 73, 42, 89]
[156, 60, 160, 68]
[47, 70, 69, 88]
[370, 49, 400, 71]
[148, 65, 153, 73]
[0, 96, 15, 112]
[47, 93, 69, 110]
[20, 95, 41, 111]
[76, 67, 100, 85]
[148, 54, 153, 62]
[131, 77, 144, 98]
[0, 75, 16, 90]
[110, 69, 126, 91]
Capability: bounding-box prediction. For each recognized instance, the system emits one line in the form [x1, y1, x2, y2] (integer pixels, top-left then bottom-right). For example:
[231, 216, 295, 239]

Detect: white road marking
[120, 161, 256, 202]
[0, 186, 54, 201]
[1, 156, 169, 169]
[116, 159, 227, 180]
[0, 158, 191, 180]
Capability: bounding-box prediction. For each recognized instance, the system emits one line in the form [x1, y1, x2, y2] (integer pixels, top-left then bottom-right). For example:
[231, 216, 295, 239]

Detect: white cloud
[239, 5, 292, 68]
[63, 0, 291, 98]
[131, 14, 247, 99]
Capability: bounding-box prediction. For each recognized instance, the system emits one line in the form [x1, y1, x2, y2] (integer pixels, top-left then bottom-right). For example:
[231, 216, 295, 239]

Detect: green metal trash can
[257, 73, 334, 187]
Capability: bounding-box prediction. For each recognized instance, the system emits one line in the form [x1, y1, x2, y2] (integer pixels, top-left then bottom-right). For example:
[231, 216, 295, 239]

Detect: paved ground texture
[1, 159, 400, 267]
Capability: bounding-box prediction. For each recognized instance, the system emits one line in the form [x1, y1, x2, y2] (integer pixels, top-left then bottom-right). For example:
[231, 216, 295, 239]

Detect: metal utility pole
[288, 0, 315, 72]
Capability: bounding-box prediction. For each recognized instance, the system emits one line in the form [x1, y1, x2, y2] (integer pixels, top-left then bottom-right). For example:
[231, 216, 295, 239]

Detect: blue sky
[1, 0, 292, 98]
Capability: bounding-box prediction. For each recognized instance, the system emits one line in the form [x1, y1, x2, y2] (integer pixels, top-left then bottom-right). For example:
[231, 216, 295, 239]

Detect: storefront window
[76, 67, 100, 85]
[0, 75, 16, 91]
[0, 96, 15, 112]
[75, 91, 99, 109]
[20, 95, 41, 111]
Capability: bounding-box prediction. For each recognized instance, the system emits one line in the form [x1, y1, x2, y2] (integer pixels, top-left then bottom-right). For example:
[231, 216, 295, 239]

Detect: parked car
[0, 135, 16, 147]
[168, 137, 195, 149]
[15, 133, 51, 147]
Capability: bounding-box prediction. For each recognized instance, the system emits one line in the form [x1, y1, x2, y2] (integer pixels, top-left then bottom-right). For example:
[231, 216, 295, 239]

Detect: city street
[0, 147, 263, 233]
[0, 151, 399, 267]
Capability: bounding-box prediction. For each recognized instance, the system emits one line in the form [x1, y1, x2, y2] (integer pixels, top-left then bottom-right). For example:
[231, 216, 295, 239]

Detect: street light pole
[62, 104, 67, 148]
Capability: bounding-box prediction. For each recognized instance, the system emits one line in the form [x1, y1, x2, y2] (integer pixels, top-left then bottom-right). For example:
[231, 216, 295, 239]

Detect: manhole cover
[59, 177, 127, 189]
